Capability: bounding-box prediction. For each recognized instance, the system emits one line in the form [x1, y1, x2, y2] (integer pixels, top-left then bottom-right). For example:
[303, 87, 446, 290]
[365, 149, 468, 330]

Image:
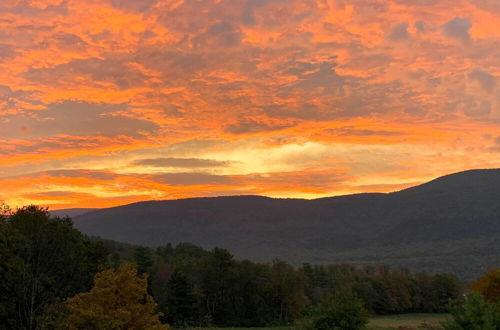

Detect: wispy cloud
[132, 157, 233, 168]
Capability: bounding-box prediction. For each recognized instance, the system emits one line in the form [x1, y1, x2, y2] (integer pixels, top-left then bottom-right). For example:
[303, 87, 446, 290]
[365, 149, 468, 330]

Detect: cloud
[54, 33, 87, 50]
[109, 0, 158, 13]
[242, 0, 292, 26]
[443, 17, 472, 43]
[291, 62, 345, 94]
[414, 21, 427, 33]
[0, 43, 18, 59]
[0, 135, 145, 165]
[388, 22, 409, 41]
[1, 101, 158, 139]
[325, 127, 404, 137]
[132, 157, 233, 168]
[22, 190, 95, 199]
[490, 136, 500, 152]
[42, 169, 118, 181]
[234, 169, 353, 194]
[469, 69, 497, 93]
[193, 22, 245, 47]
[225, 117, 297, 134]
[24, 57, 151, 90]
[153, 172, 235, 186]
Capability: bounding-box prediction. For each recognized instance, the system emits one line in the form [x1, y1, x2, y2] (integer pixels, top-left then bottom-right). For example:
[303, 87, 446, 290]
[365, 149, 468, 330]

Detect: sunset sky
[0, 0, 499, 209]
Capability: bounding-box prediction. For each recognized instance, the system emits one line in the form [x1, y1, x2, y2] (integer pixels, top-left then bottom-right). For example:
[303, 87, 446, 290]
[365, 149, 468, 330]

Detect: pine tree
[164, 269, 197, 327]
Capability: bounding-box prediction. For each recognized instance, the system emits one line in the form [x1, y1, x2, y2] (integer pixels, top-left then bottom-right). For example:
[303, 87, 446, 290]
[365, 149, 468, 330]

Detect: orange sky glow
[0, 0, 499, 209]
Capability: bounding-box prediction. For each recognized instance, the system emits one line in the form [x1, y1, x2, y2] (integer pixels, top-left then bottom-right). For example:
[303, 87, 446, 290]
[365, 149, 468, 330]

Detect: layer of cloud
[0, 0, 499, 208]
[132, 157, 233, 168]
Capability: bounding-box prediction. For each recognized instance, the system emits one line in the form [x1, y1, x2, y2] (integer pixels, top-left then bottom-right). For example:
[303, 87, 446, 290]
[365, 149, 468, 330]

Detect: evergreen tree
[163, 269, 197, 327]
[200, 247, 236, 325]
[134, 246, 154, 276]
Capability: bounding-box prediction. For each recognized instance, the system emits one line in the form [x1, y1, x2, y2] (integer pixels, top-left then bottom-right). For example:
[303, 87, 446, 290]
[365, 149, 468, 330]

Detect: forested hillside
[72, 169, 500, 280]
[0, 206, 467, 329]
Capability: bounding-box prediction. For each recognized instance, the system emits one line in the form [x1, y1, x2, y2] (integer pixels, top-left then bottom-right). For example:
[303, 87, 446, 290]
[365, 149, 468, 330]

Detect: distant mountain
[73, 169, 500, 280]
[51, 208, 98, 218]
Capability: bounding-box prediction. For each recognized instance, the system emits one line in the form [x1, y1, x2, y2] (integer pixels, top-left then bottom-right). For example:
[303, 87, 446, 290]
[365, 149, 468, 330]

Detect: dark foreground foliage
[0, 205, 107, 329]
[0, 205, 472, 329]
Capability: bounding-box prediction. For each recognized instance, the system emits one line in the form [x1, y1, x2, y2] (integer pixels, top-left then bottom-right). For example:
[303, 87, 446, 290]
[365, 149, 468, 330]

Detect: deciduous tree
[0, 205, 107, 329]
[64, 263, 168, 329]
[471, 269, 500, 303]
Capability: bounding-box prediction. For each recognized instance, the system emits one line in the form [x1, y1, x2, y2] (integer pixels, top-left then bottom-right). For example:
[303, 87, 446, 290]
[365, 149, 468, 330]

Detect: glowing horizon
[1, 0, 499, 209]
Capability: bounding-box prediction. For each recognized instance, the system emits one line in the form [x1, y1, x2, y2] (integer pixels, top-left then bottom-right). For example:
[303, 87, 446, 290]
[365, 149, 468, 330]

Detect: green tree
[301, 291, 369, 330]
[381, 269, 413, 313]
[162, 269, 197, 327]
[430, 273, 462, 312]
[268, 259, 307, 324]
[371, 280, 393, 314]
[412, 272, 434, 312]
[231, 260, 272, 326]
[156, 243, 174, 262]
[0, 205, 107, 329]
[442, 292, 500, 330]
[352, 280, 378, 313]
[0, 212, 23, 329]
[134, 246, 154, 276]
[200, 247, 236, 325]
[64, 263, 168, 329]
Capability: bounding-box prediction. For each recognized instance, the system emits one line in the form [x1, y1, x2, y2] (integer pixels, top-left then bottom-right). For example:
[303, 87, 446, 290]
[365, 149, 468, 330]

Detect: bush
[299, 291, 369, 330]
[442, 292, 500, 330]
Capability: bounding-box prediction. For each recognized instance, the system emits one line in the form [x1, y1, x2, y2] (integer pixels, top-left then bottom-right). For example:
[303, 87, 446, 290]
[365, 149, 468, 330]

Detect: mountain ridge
[71, 169, 500, 280]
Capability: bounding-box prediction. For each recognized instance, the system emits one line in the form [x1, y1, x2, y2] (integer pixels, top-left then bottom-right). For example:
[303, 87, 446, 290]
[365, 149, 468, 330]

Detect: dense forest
[116, 241, 463, 326]
[1, 205, 499, 329]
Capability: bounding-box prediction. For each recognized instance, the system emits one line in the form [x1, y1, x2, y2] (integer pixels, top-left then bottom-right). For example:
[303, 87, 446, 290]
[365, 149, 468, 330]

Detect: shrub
[299, 291, 369, 330]
[442, 292, 500, 330]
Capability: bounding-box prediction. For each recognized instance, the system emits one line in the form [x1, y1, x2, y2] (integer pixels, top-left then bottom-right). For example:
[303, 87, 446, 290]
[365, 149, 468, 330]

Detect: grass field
[185, 328, 293, 330]
[184, 314, 450, 330]
[368, 313, 449, 329]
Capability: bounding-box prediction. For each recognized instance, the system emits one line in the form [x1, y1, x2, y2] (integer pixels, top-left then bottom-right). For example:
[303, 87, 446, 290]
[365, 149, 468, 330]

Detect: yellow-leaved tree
[470, 268, 500, 303]
[64, 262, 168, 329]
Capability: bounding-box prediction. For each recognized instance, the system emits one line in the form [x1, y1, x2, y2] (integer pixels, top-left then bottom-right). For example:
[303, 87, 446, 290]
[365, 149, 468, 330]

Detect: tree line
[1, 205, 498, 329]
[128, 242, 462, 327]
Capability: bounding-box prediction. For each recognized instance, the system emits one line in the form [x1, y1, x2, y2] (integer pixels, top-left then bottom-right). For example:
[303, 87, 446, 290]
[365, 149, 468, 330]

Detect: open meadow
[184, 313, 449, 330]
[368, 313, 448, 329]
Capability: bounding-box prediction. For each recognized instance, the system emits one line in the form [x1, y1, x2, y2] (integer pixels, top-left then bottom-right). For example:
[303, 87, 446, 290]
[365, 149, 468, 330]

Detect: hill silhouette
[72, 169, 500, 280]
[51, 208, 98, 218]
